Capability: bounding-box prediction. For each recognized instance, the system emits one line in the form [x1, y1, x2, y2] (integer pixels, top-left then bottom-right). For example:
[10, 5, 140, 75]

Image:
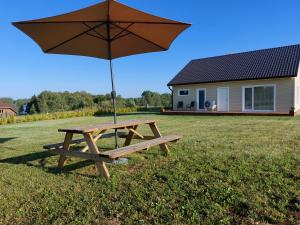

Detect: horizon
[0, 89, 171, 101]
[1, 0, 300, 99]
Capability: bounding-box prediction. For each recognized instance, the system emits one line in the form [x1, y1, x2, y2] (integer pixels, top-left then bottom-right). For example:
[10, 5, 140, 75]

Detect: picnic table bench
[44, 119, 181, 178]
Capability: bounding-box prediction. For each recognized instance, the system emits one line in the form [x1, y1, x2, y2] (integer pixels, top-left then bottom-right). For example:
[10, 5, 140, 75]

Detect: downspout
[168, 86, 173, 110]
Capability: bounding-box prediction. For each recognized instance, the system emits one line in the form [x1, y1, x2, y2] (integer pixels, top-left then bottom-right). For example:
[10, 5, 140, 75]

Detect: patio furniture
[44, 119, 181, 178]
[186, 101, 196, 110]
[205, 100, 217, 111]
[177, 101, 184, 110]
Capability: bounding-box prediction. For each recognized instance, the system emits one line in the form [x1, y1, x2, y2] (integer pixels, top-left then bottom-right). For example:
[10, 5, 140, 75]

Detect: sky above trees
[1, 0, 300, 99]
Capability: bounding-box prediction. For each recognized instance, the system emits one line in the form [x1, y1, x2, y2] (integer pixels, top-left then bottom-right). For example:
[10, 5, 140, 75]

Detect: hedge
[0, 107, 162, 126]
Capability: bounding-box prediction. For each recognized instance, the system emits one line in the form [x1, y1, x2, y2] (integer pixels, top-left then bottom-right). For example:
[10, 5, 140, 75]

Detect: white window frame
[196, 88, 206, 111]
[178, 89, 190, 97]
[217, 87, 230, 112]
[242, 84, 276, 112]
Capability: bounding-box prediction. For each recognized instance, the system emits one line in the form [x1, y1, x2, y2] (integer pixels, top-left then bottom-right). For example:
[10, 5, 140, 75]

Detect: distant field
[0, 114, 299, 224]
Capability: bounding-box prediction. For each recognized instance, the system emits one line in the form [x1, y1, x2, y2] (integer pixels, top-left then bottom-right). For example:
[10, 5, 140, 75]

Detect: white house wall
[172, 78, 294, 113]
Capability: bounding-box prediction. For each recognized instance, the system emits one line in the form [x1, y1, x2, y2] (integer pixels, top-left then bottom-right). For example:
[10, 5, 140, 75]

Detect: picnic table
[44, 119, 181, 178]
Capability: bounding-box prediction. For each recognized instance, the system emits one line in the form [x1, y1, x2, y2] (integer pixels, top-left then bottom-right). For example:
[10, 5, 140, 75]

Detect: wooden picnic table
[44, 119, 181, 178]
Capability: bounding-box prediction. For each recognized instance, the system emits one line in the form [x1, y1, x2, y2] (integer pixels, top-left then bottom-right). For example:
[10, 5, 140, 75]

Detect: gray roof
[168, 44, 300, 86]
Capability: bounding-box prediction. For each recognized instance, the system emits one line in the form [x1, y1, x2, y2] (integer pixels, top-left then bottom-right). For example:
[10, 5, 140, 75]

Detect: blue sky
[1, 0, 300, 99]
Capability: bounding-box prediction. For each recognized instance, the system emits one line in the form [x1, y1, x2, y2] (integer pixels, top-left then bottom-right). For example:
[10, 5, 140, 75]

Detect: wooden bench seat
[100, 135, 181, 159]
[43, 133, 116, 150]
[49, 135, 181, 162]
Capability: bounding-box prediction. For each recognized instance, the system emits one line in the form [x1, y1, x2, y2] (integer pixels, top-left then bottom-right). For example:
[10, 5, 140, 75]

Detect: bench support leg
[124, 125, 138, 146]
[81, 129, 107, 153]
[58, 132, 73, 169]
[149, 123, 170, 155]
[84, 133, 110, 178]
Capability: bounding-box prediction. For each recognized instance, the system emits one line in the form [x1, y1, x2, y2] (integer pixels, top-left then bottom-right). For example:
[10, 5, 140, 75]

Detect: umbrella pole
[109, 59, 118, 148]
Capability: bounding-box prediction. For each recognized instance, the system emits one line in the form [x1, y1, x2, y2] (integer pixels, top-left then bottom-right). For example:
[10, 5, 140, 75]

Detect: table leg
[149, 123, 170, 155]
[84, 133, 110, 178]
[58, 132, 73, 169]
[124, 125, 138, 146]
[81, 129, 107, 152]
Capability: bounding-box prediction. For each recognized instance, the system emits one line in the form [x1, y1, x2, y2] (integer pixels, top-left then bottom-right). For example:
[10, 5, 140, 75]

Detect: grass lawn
[0, 114, 299, 225]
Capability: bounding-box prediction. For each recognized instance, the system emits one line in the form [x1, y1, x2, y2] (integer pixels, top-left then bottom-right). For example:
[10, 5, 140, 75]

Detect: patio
[161, 110, 295, 116]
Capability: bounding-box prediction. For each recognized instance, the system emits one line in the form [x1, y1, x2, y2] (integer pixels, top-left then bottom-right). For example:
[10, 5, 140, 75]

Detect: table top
[58, 119, 156, 134]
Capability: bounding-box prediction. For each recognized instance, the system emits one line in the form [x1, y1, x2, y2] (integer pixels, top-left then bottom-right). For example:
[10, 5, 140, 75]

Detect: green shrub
[0, 108, 96, 126]
[94, 107, 138, 116]
[0, 107, 151, 126]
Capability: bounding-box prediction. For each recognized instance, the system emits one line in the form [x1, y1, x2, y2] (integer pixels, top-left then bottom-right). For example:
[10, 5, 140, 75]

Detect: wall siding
[294, 65, 300, 111]
[0, 108, 17, 118]
[172, 78, 295, 113]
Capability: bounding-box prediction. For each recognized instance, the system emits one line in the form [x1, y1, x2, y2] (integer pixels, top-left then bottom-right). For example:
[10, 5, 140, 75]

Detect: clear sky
[1, 0, 300, 99]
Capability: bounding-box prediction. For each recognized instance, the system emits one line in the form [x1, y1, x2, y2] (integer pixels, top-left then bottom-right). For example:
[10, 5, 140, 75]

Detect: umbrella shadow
[0, 137, 18, 144]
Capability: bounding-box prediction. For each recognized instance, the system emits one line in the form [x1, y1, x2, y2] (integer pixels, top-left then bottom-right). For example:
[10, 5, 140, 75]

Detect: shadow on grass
[0, 137, 17, 144]
[0, 150, 96, 176]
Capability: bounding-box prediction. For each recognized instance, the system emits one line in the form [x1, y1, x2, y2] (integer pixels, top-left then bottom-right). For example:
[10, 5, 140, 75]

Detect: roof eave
[167, 75, 298, 86]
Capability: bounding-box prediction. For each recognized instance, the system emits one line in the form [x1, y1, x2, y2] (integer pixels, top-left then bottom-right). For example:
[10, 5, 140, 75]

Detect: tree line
[0, 90, 171, 114]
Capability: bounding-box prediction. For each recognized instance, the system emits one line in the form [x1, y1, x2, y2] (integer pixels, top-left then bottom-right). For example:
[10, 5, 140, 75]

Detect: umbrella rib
[14, 21, 190, 25]
[111, 33, 131, 42]
[83, 22, 108, 41]
[111, 23, 167, 51]
[45, 22, 106, 53]
[111, 23, 134, 41]
[85, 33, 107, 41]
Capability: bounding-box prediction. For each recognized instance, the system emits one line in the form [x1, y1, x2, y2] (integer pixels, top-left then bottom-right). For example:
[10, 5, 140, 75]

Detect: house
[167, 44, 300, 115]
[0, 102, 17, 118]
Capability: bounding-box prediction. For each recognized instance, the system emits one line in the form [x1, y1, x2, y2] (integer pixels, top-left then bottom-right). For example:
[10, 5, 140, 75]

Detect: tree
[125, 98, 136, 108]
[13, 90, 171, 114]
[141, 91, 162, 107]
[0, 97, 14, 104]
[28, 95, 41, 114]
[12, 99, 30, 113]
[161, 93, 172, 108]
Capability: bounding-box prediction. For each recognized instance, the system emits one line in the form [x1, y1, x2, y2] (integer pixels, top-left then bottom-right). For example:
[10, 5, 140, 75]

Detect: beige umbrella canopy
[13, 0, 190, 59]
[13, 0, 191, 146]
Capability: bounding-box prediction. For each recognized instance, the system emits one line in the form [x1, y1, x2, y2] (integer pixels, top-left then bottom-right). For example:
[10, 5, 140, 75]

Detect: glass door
[198, 89, 205, 110]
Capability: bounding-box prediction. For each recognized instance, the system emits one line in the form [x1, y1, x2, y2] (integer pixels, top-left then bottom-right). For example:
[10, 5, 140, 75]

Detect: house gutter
[168, 86, 173, 110]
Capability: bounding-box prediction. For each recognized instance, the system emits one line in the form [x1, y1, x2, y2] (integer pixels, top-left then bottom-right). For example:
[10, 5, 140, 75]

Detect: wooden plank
[50, 149, 112, 163]
[81, 129, 108, 153]
[58, 119, 156, 134]
[58, 132, 73, 169]
[124, 125, 138, 146]
[43, 132, 112, 150]
[100, 135, 181, 159]
[128, 128, 144, 139]
[149, 123, 170, 155]
[84, 133, 110, 178]
[119, 133, 155, 141]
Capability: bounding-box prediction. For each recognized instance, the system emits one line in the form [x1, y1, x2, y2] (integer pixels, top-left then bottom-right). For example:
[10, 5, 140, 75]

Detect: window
[178, 89, 189, 96]
[244, 88, 253, 110]
[243, 85, 275, 111]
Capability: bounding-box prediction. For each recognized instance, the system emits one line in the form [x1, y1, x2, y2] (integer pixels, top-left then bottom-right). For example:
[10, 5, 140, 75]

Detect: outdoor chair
[177, 101, 184, 110]
[186, 101, 196, 110]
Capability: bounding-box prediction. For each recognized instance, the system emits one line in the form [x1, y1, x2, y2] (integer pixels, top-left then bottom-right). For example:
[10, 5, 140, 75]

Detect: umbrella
[13, 0, 191, 147]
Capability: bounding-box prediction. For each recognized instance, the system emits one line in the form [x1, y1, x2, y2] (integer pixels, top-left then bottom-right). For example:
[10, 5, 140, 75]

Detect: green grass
[0, 114, 299, 225]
